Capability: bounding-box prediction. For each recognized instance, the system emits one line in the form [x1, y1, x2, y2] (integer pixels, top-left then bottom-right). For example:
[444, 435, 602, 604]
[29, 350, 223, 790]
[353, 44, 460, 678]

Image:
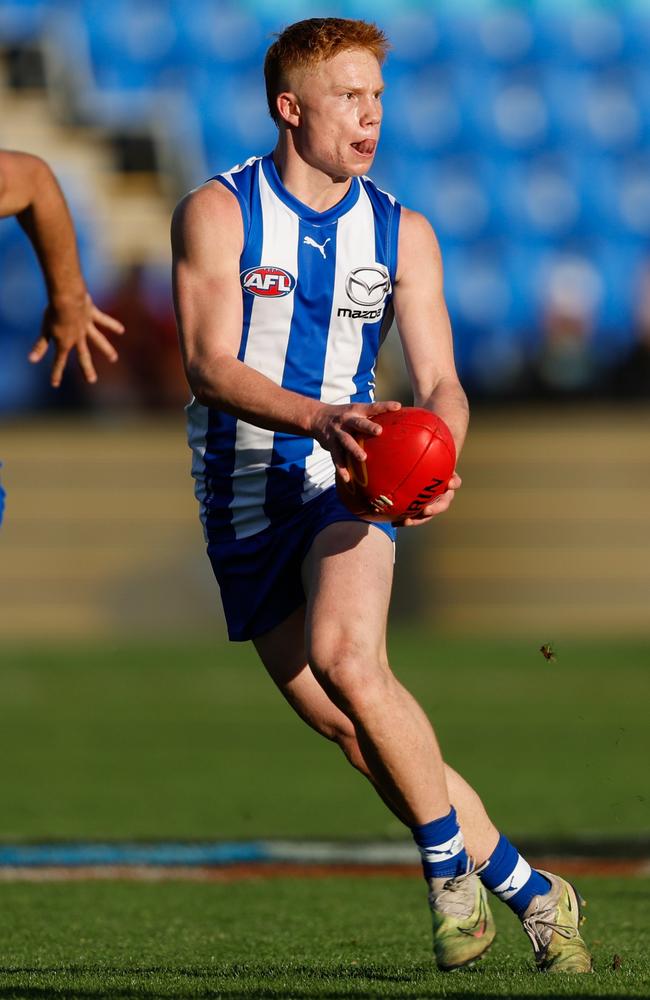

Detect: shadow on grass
[0, 990, 637, 1000]
[0, 964, 635, 1000]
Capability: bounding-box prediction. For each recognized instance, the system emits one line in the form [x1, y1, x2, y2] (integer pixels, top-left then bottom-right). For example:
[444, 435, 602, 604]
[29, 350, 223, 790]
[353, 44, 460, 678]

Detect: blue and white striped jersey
[187, 153, 401, 541]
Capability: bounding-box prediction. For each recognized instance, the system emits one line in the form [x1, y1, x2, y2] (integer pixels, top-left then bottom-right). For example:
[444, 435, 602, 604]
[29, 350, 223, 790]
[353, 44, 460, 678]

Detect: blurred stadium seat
[1, 0, 649, 408]
[0, 0, 48, 44]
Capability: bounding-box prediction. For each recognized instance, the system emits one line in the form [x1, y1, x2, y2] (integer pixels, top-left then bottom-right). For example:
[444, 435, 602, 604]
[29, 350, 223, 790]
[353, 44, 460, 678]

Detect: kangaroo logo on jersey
[241, 266, 296, 297]
[345, 266, 391, 307]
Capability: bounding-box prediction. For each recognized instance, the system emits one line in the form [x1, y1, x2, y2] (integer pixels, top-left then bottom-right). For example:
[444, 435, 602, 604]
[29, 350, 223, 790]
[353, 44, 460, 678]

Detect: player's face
[290, 48, 384, 178]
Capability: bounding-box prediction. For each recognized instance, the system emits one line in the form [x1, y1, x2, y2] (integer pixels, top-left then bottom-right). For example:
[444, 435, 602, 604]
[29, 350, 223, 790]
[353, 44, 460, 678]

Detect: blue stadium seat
[173, 0, 265, 72]
[499, 153, 585, 243]
[465, 68, 552, 155]
[380, 8, 447, 67]
[475, 6, 536, 67]
[444, 242, 516, 333]
[81, 0, 180, 91]
[621, 0, 650, 63]
[447, 5, 536, 69]
[188, 65, 277, 173]
[381, 67, 464, 155]
[0, 0, 48, 44]
[389, 156, 492, 244]
[614, 155, 650, 241]
[0, 220, 46, 334]
[542, 67, 643, 154]
[534, 3, 627, 69]
[0, 219, 49, 411]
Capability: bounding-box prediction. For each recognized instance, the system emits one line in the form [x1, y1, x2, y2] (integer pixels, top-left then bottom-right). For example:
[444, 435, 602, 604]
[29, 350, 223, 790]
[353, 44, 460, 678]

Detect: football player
[172, 18, 591, 973]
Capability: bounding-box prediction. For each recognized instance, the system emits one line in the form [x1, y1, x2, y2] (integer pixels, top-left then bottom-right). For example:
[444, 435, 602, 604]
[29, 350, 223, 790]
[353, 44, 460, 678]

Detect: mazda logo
[345, 266, 391, 307]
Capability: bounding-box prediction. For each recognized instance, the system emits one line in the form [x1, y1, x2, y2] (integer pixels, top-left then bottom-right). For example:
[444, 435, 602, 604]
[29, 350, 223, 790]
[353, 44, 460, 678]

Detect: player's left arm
[392, 208, 469, 526]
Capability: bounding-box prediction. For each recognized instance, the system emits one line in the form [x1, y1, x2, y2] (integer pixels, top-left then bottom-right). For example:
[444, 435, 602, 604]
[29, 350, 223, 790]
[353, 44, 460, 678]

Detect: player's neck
[272, 140, 352, 214]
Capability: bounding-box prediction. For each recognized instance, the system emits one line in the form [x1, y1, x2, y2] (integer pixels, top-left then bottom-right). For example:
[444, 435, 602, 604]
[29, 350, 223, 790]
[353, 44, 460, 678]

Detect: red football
[335, 408, 456, 523]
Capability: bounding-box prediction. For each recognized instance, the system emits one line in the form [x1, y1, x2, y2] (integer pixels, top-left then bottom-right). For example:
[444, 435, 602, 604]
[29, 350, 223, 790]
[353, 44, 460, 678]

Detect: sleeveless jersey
[187, 153, 401, 542]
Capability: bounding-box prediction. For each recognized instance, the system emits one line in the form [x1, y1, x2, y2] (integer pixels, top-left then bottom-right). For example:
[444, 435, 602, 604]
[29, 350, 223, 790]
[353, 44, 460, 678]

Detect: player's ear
[276, 91, 301, 127]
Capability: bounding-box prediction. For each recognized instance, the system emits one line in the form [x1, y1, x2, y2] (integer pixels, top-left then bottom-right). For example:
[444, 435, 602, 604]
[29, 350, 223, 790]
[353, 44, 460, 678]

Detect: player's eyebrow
[335, 83, 385, 94]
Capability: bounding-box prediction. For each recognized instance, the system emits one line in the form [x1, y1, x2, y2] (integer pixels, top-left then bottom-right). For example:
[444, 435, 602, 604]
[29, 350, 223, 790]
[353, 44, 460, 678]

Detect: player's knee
[309, 640, 391, 717]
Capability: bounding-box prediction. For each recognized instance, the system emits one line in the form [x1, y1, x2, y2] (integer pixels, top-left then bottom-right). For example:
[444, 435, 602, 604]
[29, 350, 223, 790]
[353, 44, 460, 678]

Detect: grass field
[0, 876, 648, 998]
[0, 633, 647, 998]
[0, 632, 647, 841]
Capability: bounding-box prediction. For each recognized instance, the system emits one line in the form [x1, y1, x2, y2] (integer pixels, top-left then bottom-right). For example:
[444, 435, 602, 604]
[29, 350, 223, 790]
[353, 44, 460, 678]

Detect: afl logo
[241, 266, 296, 297]
[345, 266, 391, 307]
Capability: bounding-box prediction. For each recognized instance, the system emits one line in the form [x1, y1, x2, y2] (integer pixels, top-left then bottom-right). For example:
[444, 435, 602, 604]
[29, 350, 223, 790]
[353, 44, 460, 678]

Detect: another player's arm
[171, 181, 400, 481]
[392, 208, 469, 525]
[0, 150, 124, 386]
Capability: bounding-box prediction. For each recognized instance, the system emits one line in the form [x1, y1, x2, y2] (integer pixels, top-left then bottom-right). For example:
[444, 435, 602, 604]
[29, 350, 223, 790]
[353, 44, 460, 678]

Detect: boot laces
[522, 899, 578, 956]
[429, 859, 488, 919]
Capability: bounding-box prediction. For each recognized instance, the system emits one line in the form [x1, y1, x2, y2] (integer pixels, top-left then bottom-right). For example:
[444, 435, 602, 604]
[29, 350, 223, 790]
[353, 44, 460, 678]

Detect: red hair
[264, 18, 389, 124]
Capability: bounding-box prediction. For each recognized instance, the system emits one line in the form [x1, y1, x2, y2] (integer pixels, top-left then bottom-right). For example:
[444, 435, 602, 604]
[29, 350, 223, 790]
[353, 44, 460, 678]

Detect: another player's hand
[312, 400, 402, 482]
[29, 292, 125, 387]
[399, 471, 462, 527]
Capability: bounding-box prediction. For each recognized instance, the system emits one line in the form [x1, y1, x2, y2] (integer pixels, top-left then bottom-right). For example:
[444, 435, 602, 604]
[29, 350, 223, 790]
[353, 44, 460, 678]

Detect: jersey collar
[261, 153, 360, 225]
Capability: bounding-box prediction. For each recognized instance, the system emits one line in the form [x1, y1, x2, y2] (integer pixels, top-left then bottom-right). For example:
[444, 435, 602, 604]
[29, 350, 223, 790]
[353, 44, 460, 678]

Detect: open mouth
[351, 139, 376, 156]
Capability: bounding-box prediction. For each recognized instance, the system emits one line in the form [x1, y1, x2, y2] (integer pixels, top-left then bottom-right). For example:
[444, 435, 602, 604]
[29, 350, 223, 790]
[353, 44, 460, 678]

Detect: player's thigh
[302, 520, 394, 674]
[253, 605, 355, 743]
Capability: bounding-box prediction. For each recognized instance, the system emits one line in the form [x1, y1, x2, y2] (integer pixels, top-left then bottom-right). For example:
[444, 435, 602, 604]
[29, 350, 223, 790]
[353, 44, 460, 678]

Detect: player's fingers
[90, 305, 125, 334]
[87, 325, 119, 362]
[331, 441, 351, 482]
[28, 336, 49, 363]
[77, 343, 98, 384]
[50, 346, 71, 387]
[400, 513, 435, 528]
[422, 490, 454, 516]
[343, 413, 383, 437]
[338, 428, 367, 463]
[449, 472, 462, 489]
[366, 400, 401, 415]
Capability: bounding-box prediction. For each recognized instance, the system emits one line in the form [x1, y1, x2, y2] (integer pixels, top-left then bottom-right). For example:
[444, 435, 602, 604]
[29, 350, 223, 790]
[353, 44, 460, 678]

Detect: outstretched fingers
[50, 344, 74, 388]
[90, 304, 125, 335]
[87, 324, 119, 363]
[28, 335, 49, 364]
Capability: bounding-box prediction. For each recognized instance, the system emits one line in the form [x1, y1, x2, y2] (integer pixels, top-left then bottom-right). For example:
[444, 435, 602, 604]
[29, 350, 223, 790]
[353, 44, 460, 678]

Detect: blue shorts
[206, 486, 396, 642]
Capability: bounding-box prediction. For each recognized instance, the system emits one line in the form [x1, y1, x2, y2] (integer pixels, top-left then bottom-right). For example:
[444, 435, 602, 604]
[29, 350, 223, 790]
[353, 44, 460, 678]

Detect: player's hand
[29, 293, 125, 387]
[311, 400, 402, 482]
[399, 471, 462, 527]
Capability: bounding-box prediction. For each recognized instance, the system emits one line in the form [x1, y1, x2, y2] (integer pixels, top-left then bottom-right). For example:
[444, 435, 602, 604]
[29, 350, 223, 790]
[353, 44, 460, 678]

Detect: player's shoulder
[172, 156, 262, 248]
[171, 178, 243, 255]
[173, 178, 239, 226]
[398, 206, 437, 241]
[395, 208, 442, 283]
[398, 207, 441, 255]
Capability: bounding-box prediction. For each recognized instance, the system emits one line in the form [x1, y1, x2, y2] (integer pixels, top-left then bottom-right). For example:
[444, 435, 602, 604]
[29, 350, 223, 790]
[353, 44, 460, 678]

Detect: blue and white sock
[411, 806, 469, 880]
[479, 834, 551, 915]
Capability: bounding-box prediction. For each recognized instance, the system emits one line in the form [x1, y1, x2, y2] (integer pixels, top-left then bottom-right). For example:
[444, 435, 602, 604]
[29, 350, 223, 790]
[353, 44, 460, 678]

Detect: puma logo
[303, 236, 331, 259]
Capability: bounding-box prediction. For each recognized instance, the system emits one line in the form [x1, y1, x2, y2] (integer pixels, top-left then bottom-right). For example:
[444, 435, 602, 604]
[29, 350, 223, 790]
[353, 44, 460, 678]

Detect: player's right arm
[0, 150, 124, 386]
[171, 181, 400, 480]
